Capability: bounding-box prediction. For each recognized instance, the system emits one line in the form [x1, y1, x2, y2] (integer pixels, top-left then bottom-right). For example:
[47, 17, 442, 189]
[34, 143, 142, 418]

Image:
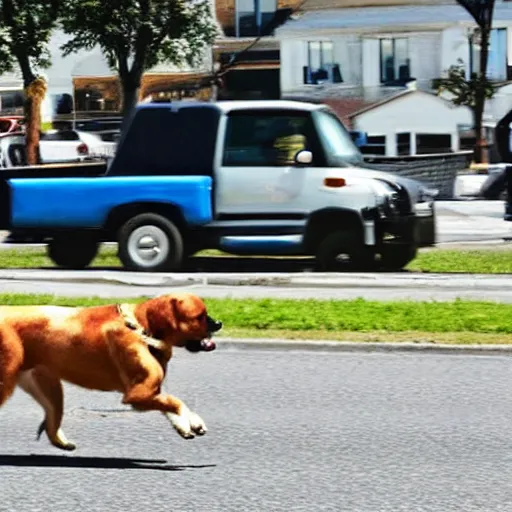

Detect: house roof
[346, 89, 457, 119]
[284, 87, 408, 127]
[276, 2, 512, 34]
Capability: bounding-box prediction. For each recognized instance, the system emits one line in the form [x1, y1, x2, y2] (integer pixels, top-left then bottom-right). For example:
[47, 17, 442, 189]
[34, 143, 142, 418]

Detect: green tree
[435, 58, 495, 156]
[450, 0, 497, 162]
[60, 0, 219, 120]
[0, 0, 61, 164]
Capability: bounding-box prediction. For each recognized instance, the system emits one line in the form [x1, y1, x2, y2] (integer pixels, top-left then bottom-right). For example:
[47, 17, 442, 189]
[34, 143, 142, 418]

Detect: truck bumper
[375, 207, 436, 248]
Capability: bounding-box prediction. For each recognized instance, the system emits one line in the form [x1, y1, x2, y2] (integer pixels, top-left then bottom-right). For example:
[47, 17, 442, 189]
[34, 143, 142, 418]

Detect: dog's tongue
[201, 339, 216, 351]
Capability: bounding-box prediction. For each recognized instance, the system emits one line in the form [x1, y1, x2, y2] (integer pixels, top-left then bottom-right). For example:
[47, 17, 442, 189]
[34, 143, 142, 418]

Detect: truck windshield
[314, 110, 363, 165]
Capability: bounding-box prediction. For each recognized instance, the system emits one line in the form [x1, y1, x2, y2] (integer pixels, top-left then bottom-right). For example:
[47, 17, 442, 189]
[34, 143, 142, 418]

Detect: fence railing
[363, 151, 474, 199]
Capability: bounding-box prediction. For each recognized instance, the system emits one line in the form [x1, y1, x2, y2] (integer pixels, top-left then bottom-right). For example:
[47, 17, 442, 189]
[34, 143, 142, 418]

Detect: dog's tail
[36, 419, 46, 441]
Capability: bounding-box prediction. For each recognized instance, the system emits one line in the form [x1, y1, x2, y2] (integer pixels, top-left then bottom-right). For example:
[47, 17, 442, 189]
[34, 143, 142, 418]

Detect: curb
[216, 338, 512, 355]
[1, 270, 512, 290]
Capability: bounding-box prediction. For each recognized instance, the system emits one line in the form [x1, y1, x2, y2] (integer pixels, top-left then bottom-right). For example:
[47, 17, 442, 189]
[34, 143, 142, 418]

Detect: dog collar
[117, 303, 168, 352]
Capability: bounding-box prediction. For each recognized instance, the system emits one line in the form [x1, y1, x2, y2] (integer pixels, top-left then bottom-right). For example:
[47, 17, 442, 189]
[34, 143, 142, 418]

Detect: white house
[275, 0, 512, 156]
[348, 88, 473, 156]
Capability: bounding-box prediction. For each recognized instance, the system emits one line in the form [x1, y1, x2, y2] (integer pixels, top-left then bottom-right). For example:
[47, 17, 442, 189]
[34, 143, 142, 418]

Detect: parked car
[39, 129, 117, 163]
[0, 116, 24, 136]
[0, 100, 436, 271]
[72, 117, 123, 142]
[0, 129, 117, 168]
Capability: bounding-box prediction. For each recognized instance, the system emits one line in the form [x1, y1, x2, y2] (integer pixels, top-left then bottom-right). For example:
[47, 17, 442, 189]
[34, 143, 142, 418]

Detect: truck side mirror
[295, 150, 313, 165]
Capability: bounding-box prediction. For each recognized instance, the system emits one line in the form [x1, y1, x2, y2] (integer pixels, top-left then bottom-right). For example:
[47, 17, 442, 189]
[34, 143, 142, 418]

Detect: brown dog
[0, 293, 222, 450]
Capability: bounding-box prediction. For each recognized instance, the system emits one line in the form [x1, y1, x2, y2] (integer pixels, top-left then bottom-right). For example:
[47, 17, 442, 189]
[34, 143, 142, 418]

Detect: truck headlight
[377, 192, 401, 218]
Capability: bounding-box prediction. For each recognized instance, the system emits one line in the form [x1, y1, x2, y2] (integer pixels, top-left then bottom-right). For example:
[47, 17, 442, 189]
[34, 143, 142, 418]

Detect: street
[1, 348, 512, 512]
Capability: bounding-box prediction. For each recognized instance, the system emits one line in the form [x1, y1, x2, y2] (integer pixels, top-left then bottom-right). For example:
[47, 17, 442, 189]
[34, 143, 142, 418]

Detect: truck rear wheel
[117, 213, 184, 272]
[316, 231, 375, 271]
[47, 236, 99, 270]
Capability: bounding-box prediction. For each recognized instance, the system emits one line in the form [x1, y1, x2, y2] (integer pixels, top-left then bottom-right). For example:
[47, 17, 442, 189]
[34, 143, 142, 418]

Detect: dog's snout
[207, 315, 223, 333]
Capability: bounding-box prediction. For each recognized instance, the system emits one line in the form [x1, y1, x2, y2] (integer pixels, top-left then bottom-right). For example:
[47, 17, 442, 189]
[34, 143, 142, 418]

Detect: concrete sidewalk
[218, 337, 512, 355]
[0, 268, 510, 290]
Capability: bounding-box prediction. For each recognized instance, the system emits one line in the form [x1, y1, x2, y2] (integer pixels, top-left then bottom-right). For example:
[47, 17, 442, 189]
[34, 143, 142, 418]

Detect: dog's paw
[189, 412, 207, 436]
[165, 413, 195, 439]
[52, 429, 77, 451]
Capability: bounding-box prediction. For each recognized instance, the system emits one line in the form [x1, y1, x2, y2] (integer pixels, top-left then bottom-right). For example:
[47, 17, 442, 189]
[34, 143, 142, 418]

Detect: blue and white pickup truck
[0, 100, 436, 272]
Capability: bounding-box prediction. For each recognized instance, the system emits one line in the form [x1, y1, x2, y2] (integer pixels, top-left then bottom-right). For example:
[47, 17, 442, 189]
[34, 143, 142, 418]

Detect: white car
[39, 129, 117, 163]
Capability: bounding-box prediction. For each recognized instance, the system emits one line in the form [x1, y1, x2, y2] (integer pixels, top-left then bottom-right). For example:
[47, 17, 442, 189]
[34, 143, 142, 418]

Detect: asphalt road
[1, 348, 512, 512]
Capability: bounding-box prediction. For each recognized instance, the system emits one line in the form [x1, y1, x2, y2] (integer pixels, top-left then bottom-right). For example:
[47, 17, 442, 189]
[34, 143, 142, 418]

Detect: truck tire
[315, 231, 375, 271]
[117, 213, 183, 272]
[47, 236, 99, 269]
[379, 245, 417, 271]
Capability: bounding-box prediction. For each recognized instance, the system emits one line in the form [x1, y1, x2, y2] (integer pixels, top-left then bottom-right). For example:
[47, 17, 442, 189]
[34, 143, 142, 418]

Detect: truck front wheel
[315, 231, 375, 271]
[378, 244, 417, 271]
[117, 213, 184, 272]
[47, 235, 99, 269]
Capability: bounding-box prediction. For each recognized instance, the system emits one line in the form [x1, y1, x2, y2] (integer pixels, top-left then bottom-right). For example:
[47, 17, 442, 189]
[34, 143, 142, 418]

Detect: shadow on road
[0, 454, 216, 472]
[36, 256, 409, 274]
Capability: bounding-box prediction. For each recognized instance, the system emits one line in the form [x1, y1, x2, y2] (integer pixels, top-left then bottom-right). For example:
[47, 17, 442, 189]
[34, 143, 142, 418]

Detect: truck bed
[0, 161, 108, 179]
[0, 161, 109, 229]
[4, 175, 213, 231]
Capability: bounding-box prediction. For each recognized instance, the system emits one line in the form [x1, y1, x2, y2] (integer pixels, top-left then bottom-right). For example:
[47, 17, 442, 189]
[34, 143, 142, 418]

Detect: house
[213, 0, 301, 99]
[275, 0, 512, 156]
[348, 88, 473, 156]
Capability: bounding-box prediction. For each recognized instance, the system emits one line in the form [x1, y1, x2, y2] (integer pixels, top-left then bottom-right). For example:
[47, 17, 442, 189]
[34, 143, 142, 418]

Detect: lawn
[0, 245, 511, 274]
[2, 294, 512, 345]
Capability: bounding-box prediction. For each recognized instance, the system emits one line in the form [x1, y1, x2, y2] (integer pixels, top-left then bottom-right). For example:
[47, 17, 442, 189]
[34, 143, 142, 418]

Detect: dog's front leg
[123, 385, 206, 439]
[106, 327, 207, 439]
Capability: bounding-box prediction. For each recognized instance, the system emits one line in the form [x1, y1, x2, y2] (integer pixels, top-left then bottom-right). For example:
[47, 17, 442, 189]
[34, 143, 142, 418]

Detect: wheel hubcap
[127, 225, 170, 268]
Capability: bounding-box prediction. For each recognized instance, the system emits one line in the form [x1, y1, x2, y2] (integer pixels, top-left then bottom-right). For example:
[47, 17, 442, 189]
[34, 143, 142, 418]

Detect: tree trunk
[24, 90, 45, 165]
[121, 83, 139, 119]
[473, 27, 491, 164]
[120, 77, 141, 133]
[17, 55, 46, 166]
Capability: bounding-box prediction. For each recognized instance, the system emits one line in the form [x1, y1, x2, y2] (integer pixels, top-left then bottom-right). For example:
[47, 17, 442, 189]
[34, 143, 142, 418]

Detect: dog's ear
[146, 296, 180, 336]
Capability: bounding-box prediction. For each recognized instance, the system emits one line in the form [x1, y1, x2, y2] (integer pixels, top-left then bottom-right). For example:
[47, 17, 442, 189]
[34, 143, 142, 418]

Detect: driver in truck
[272, 117, 308, 165]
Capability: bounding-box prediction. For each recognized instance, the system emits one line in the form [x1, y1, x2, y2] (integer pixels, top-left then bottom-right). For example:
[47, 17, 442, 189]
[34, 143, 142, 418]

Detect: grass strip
[0, 246, 511, 273]
[1, 294, 512, 345]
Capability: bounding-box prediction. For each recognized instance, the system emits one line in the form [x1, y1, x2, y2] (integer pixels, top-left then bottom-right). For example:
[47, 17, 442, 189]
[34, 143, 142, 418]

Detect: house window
[470, 28, 508, 81]
[303, 41, 342, 84]
[397, 132, 411, 155]
[415, 134, 452, 154]
[379, 38, 410, 84]
[236, 0, 277, 37]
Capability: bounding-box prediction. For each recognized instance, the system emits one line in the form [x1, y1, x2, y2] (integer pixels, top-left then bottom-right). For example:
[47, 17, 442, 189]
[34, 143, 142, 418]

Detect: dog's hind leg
[0, 325, 24, 407]
[17, 367, 76, 451]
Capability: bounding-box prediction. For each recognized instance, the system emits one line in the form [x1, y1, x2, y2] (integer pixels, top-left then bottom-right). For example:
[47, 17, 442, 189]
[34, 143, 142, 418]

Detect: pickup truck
[0, 100, 436, 272]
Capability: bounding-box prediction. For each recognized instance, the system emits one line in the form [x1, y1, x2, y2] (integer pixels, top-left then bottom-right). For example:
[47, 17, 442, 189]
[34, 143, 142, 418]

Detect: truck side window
[223, 112, 311, 167]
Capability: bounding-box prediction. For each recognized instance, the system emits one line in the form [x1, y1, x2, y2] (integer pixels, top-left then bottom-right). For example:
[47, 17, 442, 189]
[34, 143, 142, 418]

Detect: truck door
[215, 109, 320, 220]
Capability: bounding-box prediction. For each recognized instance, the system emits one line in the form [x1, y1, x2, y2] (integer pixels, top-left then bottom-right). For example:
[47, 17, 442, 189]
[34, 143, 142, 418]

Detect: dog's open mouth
[185, 338, 216, 352]
[185, 315, 222, 352]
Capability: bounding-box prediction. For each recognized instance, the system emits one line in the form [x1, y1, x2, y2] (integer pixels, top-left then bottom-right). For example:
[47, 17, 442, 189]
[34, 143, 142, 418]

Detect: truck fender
[302, 207, 365, 252]
[103, 202, 187, 237]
